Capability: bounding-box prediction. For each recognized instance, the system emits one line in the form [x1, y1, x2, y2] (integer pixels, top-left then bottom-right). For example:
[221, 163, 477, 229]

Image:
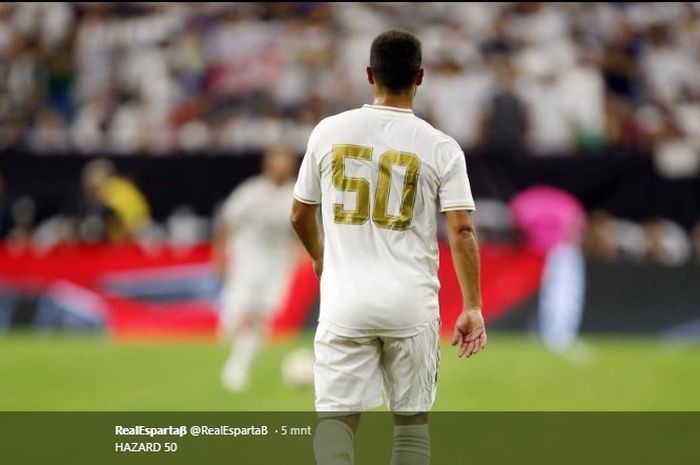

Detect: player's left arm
[445, 209, 486, 358]
[438, 142, 485, 358]
[290, 200, 324, 277]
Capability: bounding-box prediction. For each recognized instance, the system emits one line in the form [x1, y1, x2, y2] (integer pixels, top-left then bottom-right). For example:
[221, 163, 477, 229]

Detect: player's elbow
[445, 210, 477, 240]
[450, 219, 475, 236]
[289, 211, 302, 230]
[289, 202, 310, 231]
[448, 221, 477, 245]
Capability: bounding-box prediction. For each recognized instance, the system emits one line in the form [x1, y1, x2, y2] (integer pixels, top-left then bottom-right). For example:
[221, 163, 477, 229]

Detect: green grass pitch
[1, 332, 698, 411]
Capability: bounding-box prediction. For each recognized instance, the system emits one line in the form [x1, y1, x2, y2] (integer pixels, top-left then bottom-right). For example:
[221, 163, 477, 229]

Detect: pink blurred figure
[509, 186, 587, 354]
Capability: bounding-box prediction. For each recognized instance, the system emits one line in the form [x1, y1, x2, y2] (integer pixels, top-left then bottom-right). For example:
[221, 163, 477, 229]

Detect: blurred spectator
[29, 108, 70, 153]
[601, 22, 640, 102]
[481, 61, 527, 156]
[0, 3, 699, 156]
[80, 159, 151, 242]
[644, 218, 692, 266]
[517, 65, 576, 156]
[6, 196, 36, 246]
[166, 205, 209, 250]
[561, 51, 606, 153]
[0, 171, 13, 238]
[692, 222, 700, 262]
[652, 116, 700, 179]
[582, 210, 618, 261]
[583, 210, 647, 261]
[0, 169, 39, 247]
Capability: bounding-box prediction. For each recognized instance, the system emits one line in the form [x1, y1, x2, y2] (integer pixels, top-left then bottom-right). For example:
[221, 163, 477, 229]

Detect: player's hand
[451, 309, 487, 358]
[313, 258, 323, 278]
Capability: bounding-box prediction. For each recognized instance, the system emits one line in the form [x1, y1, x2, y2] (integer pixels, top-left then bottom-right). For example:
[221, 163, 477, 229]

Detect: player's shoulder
[229, 175, 264, 198]
[312, 108, 365, 133]
[412, 115, 463, 152]
[305, 108, 366, 151]
[240, 175, 266, 188]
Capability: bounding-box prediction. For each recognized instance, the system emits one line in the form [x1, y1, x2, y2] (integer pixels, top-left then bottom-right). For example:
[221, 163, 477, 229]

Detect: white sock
[313, 419, 354, 465]
[225, 329, 261, 379]
[391, 424, 430, 465]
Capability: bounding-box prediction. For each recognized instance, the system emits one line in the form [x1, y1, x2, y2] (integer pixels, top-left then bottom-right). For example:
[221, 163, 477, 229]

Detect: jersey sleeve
[438, 143, 475, 212]
[293, 127, 322, 204]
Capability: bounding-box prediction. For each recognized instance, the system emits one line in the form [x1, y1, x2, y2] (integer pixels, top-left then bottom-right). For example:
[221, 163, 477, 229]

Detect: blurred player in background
[291, 30, 486, 465]
[509, 186, 587, 354]
[214, 147, 298, 392]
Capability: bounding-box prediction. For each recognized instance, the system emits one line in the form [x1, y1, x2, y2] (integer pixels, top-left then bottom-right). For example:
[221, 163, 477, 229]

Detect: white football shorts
[313, 319, 441, 413]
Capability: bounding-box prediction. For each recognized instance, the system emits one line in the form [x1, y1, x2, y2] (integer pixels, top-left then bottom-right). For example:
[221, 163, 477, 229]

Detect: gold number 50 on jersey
[332, 144, 421, 230]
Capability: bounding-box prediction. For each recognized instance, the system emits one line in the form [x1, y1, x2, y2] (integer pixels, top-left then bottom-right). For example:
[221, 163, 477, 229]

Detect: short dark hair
[369, 29, 422, 92]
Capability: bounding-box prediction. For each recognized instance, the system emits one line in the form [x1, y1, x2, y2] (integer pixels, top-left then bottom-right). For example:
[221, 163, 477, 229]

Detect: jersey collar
[362, 104, 414, 114]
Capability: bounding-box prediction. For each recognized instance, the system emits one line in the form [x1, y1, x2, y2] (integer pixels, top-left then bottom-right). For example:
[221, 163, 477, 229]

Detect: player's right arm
[445, 210, 486, 358]
[290, 200, 323, 277]
[291, 125, 324, 277]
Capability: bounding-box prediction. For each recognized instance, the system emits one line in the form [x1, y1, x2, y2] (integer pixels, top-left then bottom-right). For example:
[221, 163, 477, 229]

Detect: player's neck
[371, 91, 414, 111]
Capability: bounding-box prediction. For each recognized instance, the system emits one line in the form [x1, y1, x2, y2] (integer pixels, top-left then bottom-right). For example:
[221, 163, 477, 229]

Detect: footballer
[290, 30, 486, 465]
[216, 147, 298, 392]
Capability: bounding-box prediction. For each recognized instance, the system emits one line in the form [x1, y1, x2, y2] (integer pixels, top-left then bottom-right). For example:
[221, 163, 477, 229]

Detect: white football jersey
[294, 104, 475, 337]
[221, 176, 296, 280]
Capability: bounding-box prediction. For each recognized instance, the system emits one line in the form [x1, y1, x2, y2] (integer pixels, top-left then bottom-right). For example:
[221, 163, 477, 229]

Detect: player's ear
[415, 68, 424, 87]
[367, 66, 375, 85]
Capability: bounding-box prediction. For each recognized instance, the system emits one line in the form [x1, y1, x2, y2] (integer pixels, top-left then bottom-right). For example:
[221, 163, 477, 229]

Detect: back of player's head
[369, 29, 422, 93]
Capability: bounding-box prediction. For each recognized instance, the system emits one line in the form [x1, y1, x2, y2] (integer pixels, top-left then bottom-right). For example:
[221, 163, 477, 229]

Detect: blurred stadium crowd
[1, 2, 700, 159]
[1, 2, 700, 266]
